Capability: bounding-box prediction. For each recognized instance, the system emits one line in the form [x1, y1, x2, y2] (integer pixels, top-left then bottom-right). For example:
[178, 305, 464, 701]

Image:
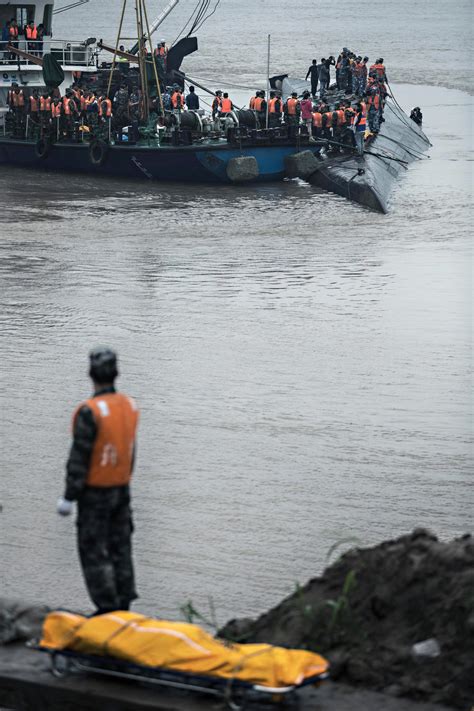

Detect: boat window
[0, 5, 37, 30]
[43, 4, 53, 34]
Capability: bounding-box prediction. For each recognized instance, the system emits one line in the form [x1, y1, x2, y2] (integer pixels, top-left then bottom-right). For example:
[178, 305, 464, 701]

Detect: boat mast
[141, 0, 165, 116]
[107, 0, 128, 99]
[135, 0, 149, 121]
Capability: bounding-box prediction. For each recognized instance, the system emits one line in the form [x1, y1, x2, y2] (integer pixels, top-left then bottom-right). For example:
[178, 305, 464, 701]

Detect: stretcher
[35, 611, 330, 710]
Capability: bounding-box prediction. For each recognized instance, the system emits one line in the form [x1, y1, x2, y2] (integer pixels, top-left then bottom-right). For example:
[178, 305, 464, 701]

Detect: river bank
[221, 529, 474, 710]
[0, 529, 471, 710]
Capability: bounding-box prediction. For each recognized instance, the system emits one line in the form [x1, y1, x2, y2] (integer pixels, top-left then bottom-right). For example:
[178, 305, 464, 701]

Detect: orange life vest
[99, 98, 112, 117]
[51, 102, 62, 118]
[355, 112, 367, 131]
[373, 63, 386, 78]
[62, 97, 73, 116]
[335, 109, 346, 126]
[323, 111, 333, 128]
[73, 393, 139, 488]
[26, 25, 38, 39]
[367, 92, 380, 110]
[221, 97, 232, 113]
[40, 96, 51, 112]
[9, 26, 18, 39]
[312, 111, 322, 128]
[268, 98, 281, 114]
[80, 95, 87, 111]
[29, 96, 39, 112]
[286, 98, 299, 115]
[155, 46, 167, 57]
[171, 92, 184, 109]
[249, 96, 257, 110]
[360, 101, 367, 114]
[12, 91, 24, 108]
[254, 96, 264, 112]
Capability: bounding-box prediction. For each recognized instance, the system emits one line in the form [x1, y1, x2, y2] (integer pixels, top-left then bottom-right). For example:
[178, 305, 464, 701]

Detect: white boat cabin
[0, 0, 98, 113]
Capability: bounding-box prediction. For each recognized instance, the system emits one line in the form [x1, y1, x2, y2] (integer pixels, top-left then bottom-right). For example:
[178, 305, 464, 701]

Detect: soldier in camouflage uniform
[57, 348, 139, 615]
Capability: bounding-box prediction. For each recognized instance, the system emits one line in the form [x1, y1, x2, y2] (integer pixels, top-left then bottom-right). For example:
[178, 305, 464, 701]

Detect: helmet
[89, 347, 118, 383]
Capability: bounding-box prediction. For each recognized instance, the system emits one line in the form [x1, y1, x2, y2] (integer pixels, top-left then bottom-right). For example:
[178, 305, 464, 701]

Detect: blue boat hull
[0, 138, 306, 184]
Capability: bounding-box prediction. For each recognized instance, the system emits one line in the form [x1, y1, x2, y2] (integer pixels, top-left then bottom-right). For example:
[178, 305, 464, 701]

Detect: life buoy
[89, 140, 109, 167]
[35, 138, 51, 160]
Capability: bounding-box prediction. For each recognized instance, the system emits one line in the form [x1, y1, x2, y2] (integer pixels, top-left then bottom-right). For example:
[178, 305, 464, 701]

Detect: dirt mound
[220, 530, 474, 709]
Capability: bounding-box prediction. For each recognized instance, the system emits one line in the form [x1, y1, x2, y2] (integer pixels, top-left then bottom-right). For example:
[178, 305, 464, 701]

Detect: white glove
[57, 497, 74, 517]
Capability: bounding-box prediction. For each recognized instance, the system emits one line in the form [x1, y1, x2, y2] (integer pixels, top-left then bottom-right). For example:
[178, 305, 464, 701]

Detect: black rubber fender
[89, 139, 109, 167]
[34, 137, 51, 160]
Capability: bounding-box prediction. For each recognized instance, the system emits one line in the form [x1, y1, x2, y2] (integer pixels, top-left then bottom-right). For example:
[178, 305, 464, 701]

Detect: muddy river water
[0, 0, 472, 622]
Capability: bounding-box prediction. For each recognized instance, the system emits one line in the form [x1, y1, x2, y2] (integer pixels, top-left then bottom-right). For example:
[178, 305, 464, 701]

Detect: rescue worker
[57, 348, 139, 615]
[353, 56, 367, 96]
[99, 95, 113, 125]
[318, 58, 330, 99]
[253, 90, 267, 127]
[27, 89, 40, 136]
[370, 58, 387, 82]
[39, 92, 51, 135]
[85, 91, 99, 132]
[11, 84, 25, 137]
[284, 92, 300, 126]
[25, 20, 38, 55]
[154, 39, 168, 75]
[249, 91, 258, 110]
[332, 102, 347, 144]
[353, 101, 367, 155]
[268, 91, 283, 127]
[322, 109, 333, 142]
[220, 92, 234, 117]
[51, 96, 63, 138]
[311, 107, 323, 140]
[8, 19, 18, 60]
[366, 80, 381, 133]
[305, 59, 319, 98]
[185, 85, 199, 110]
[129, 87, 142, 141]
[212, 90, 223, 129]
[300, 91, 313, 134]
[62, 89, 78, 139]
[410, 106, 423, 126]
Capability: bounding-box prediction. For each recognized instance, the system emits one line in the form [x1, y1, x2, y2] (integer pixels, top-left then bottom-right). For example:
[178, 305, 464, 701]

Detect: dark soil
[220, 529, 474, 710]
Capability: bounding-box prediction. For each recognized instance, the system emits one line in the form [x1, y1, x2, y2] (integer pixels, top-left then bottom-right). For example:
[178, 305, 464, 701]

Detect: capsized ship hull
[273, 75, 431, 213]
[0, 138, 307, 184]
[311, 99, 431, 213]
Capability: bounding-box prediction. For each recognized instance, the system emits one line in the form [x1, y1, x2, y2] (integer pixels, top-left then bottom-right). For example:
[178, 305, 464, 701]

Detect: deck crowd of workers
[4, 45, 402, 156]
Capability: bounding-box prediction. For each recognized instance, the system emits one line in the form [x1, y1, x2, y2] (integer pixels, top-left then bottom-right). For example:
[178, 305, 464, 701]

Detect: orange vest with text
[26, 25, 38, 39]
[253, 96, 264, 112]
[221, 97, 232, 112]
[73, 392, 139, 488]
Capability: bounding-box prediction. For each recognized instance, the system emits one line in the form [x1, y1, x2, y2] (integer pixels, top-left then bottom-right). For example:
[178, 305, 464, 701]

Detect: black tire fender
[89, 139, 109, 167]
[35, 138, 51, 160]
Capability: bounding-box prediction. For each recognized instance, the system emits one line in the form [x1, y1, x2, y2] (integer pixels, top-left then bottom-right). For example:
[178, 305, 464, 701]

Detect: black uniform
[305, 63, 319, 97]
[65, 385, 137, 613]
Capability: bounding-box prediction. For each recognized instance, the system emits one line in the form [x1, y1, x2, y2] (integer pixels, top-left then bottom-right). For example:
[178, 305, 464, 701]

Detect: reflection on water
[0, 85, 472, 621]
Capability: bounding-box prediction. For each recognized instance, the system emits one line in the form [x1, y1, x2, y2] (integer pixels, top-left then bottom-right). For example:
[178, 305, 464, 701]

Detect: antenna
[53, 0, 90, 15]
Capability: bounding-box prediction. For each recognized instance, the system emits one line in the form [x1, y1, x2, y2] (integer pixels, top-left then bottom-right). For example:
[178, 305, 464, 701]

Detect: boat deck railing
[0, 38, 98, 67]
